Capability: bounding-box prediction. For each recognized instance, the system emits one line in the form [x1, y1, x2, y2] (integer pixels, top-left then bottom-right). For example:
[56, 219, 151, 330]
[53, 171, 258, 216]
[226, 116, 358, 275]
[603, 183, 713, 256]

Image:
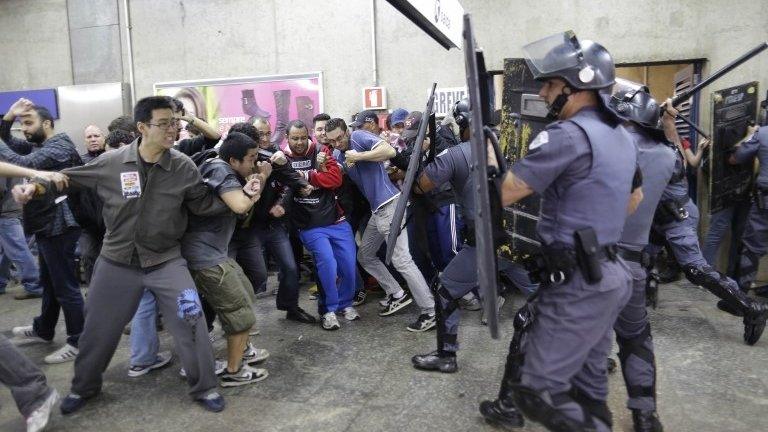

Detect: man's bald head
[84, 125, 105, 153]
[250, 117, 272, 149]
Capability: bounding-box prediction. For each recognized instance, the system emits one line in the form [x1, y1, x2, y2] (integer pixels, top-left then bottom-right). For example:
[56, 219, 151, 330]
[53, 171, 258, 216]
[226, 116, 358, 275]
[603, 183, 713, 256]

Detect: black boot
[479, 305, 531, 429]
[684, 265, 768, 345]
[632, 409, 663, 432]
[479, 399, 524, 430]
[411, 351, 457, 373]
[716, 299, 744, 317]
[743, 298, 768, 345]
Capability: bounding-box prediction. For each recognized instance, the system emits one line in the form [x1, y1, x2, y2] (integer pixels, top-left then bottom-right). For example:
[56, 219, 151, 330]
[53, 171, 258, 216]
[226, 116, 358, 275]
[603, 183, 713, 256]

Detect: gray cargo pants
[519, 258, 632, 431]
[71, 257, 217, 399]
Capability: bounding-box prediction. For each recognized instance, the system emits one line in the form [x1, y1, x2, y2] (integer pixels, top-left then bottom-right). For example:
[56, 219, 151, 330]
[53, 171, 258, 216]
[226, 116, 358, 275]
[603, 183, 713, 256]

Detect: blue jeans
[229, 223, 299, 311]
[299, 222, 357, 314]
[702, 201, 749, 275]
[129, 289, 159, 367]
[32, 228, 83, 347]
[0, 217, 42, 295]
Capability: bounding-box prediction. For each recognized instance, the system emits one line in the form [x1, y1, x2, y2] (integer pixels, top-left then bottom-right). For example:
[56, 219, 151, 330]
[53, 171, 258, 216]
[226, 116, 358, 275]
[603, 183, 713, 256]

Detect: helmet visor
[523, 31, 582, 78]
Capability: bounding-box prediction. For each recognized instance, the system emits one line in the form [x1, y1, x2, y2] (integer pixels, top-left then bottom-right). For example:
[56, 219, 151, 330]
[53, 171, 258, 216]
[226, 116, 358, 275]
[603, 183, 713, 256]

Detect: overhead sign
[363, 87, 387, 110]
[385, 0, 464, 49]
[431, 86, 467, 116]
[0, 88, 59, 119]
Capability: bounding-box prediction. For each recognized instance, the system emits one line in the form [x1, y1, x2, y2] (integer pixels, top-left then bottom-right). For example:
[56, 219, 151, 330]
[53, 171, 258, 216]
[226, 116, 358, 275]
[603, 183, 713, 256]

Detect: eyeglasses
[146, 119, 181, 130]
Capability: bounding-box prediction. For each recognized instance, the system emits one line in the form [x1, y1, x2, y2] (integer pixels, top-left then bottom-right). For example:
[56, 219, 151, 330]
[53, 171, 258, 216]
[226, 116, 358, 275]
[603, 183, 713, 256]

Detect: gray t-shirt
[181, 158, 243, 270]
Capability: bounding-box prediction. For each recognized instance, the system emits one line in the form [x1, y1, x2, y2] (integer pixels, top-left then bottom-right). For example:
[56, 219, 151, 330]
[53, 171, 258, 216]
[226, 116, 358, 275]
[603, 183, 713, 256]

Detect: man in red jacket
[283, 120, 359, 331]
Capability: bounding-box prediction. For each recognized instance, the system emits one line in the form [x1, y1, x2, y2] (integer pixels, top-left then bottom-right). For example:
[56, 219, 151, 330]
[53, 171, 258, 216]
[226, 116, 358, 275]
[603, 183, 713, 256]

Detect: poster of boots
[154, 72, 323, 140]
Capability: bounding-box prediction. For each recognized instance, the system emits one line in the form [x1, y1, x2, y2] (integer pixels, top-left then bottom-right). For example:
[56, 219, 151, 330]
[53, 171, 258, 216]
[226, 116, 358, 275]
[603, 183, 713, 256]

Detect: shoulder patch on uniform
[529, 131, 549, 150]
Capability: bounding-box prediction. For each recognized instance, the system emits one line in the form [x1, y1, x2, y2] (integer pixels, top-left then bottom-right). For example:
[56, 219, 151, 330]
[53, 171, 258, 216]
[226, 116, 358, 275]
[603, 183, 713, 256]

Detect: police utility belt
[616, 247, 653, 268]
[526, 227, 616, 285]
[653, 197, 689, 226]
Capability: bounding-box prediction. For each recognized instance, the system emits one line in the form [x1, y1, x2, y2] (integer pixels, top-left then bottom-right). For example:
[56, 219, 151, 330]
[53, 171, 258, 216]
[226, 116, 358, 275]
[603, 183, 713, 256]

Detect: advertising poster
[155, 72, 323, 138]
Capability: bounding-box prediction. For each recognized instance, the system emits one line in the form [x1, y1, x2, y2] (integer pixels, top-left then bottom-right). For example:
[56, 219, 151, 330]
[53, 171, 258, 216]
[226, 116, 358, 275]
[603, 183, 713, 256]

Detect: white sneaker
[44, 344, 78, 364]
[378, 294, 392, 307]
[342, 307, 360, 321]
[322, 312, 341, 330]
[180, 359, 227, 378]
[242, 342, 270, 365]
[128, 351, 173, 377]
[26, 389, 58, 432]
[12, 326, 49, 344]
[220, 365, 269, 387]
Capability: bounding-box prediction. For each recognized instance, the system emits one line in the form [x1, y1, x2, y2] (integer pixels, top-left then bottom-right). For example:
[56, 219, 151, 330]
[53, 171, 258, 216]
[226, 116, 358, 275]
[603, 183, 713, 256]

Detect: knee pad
[511, 385, 599, 432]
[616, 324, 656, 399]
[436, 284, 460, 317]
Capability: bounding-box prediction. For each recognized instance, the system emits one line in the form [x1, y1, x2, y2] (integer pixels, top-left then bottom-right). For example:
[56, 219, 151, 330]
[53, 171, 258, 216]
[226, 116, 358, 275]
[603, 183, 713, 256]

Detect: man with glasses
[14, 96, 246, 414]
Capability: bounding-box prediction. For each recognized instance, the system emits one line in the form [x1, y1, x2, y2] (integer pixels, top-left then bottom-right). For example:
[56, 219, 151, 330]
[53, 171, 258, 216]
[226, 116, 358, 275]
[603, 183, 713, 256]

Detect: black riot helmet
[453, 98, 471, 132]
[523, 31, 616, 118]
[609, 78, 661, 128]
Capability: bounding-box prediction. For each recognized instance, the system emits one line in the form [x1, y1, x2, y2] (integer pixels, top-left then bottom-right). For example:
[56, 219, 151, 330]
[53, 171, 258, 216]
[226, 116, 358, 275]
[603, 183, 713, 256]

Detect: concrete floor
[1, 277, 767, 432]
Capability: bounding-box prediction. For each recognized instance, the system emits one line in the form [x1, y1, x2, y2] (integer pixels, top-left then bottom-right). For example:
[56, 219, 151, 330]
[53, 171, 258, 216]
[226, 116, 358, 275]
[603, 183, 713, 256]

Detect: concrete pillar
[66, 0, 123, 84]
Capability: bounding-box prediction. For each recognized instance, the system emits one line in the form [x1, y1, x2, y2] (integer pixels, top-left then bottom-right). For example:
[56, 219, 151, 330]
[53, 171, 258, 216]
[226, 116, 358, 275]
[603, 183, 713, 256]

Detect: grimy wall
[1, 0, 766, 128]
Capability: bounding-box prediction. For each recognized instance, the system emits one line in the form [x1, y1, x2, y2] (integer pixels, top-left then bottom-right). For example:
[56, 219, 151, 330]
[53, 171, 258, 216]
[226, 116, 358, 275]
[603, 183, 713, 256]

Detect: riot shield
[463, 14, 502, 338]
[709, 82, 759, 213]
[384, 83, 437, 265]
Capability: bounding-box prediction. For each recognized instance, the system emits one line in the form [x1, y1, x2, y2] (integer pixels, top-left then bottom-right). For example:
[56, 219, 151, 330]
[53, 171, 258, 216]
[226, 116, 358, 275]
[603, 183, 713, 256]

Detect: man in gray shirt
[15, 96, 244, 414]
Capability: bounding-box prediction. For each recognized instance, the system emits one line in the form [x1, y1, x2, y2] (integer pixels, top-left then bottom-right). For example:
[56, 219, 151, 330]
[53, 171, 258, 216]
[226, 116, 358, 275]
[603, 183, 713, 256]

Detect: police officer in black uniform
[479, 31, 640, 432]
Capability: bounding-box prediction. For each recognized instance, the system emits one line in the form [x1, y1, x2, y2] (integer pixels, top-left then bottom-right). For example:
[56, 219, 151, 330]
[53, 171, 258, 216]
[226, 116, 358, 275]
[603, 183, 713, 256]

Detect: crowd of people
[0, 30, 767, 432]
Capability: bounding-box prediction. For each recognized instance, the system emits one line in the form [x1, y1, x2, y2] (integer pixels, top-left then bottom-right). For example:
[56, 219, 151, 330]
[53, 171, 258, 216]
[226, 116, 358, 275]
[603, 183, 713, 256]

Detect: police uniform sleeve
[732, 132, 760, 164]
[422, 148, 457, 186]
[511, 126, 581, 194]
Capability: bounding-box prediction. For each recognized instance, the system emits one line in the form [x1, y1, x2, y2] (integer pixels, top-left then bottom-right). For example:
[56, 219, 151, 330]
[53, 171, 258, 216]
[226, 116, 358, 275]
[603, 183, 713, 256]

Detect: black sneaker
[220, 365, 268, 388]
[60, 393, 88, 415]
[353, 290, 367, 306]
[379, 291, 413, 316]
[406, 313, 436, 332]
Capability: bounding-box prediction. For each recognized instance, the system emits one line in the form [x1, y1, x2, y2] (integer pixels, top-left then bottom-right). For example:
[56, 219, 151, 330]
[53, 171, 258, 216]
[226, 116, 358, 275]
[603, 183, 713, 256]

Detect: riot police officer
[410, 99, 527, 375]
[609, 80, 675, 432]
[479, 31, 639, 432]
[731, 126, 768, 296]
[649, 104, 768, 345]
